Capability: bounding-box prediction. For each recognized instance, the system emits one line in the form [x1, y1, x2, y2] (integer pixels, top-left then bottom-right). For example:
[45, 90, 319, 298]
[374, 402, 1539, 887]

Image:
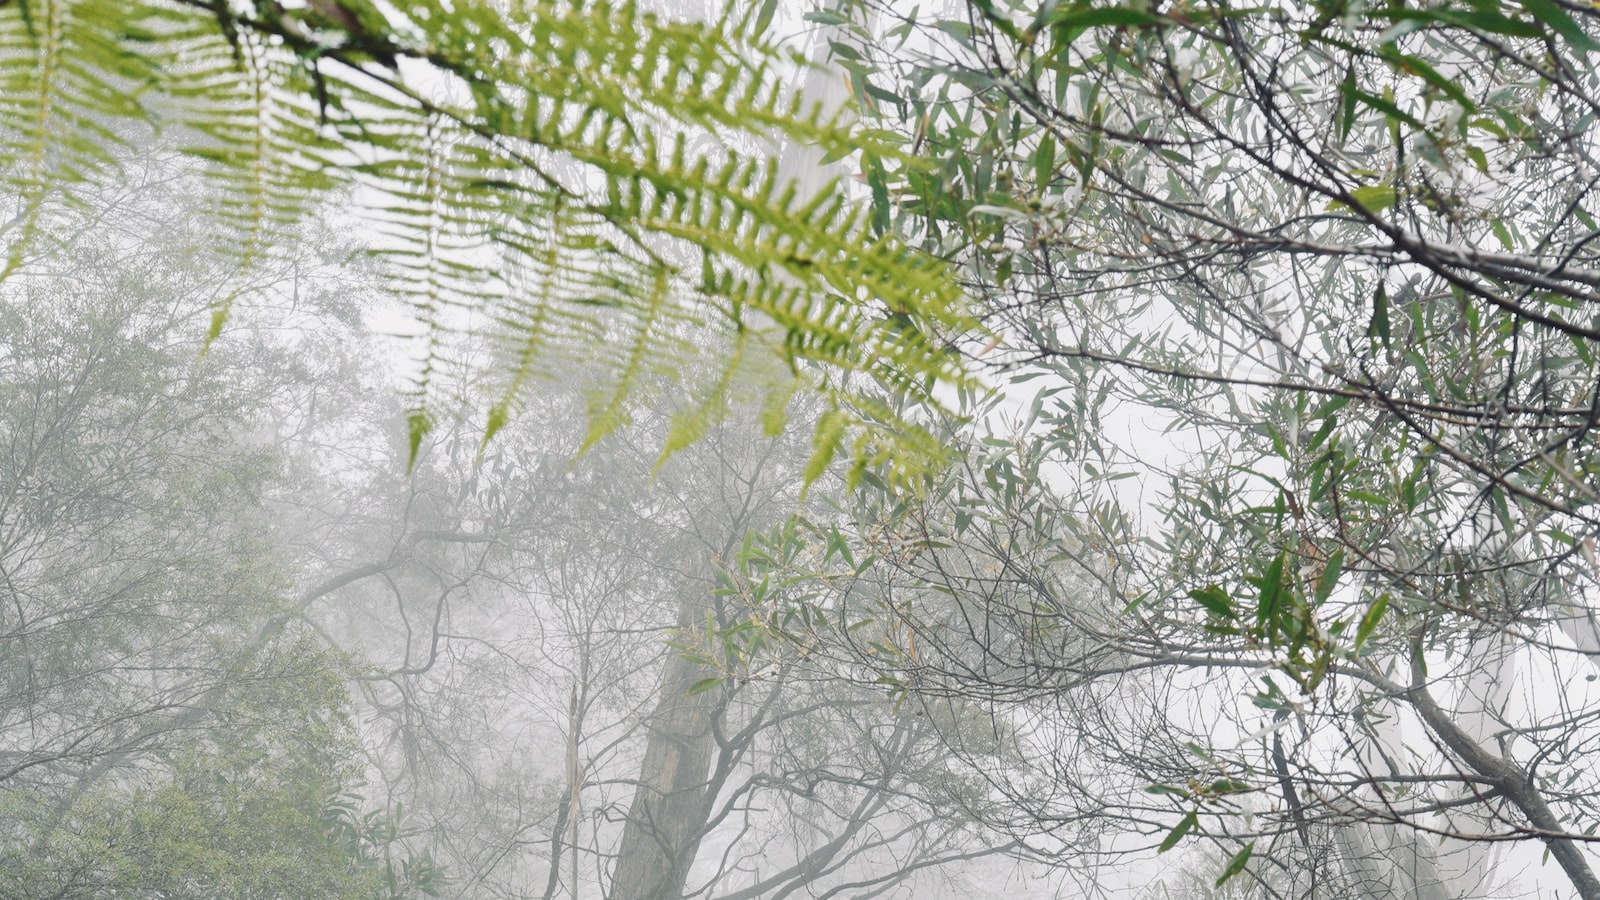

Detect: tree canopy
[13, 0, 1600, 897]
[750, 0, 1600, 894]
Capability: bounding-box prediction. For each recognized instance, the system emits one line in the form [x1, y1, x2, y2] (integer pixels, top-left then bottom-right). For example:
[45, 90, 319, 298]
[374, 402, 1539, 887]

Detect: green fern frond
[3, 0, 975, 485]
[0, 0, 159, 276]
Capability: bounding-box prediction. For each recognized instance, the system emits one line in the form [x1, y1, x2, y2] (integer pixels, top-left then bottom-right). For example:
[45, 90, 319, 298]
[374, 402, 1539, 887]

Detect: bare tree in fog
[320, 375, 1036, 898]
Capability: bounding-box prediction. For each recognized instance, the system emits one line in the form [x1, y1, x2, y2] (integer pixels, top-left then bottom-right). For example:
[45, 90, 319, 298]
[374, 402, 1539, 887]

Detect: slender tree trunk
[1405, 679, 1600, 899]
[608, 10, 867, 893]
[609, 598, 718, 900]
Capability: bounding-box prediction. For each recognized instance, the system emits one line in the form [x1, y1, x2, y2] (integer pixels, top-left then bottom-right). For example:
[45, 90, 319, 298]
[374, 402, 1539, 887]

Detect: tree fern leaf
[0, 0, 157, 277]
[804, 407, 848, 486]
[6, 0, 976, 482]
[757, 368, 798, 438]
[405, 407, 433, 476]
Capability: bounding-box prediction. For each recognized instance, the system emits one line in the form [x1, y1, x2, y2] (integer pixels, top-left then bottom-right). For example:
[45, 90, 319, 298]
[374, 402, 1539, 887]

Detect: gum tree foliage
[703, 0, 1600, 896]
[0, 0, 972, 483]
[0, 178, 295, 796]
[27, 0, 1600, 895]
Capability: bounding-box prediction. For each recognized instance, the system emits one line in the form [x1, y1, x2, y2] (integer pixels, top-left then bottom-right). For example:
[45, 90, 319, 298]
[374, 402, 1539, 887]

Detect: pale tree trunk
[1448, 632, 1517, 894]
[1354, 651, 1600, 900]
[1340, 632, 1534, 899]
[1340, 686, 1455, 900]
[606, 6, 863, 897]
[608, 598, 720, 900]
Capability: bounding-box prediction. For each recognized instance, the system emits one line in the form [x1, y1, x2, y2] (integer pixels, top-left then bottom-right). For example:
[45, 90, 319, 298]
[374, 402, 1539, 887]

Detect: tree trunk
[609, 598, 718, 900]
[609, 14, 863, 895]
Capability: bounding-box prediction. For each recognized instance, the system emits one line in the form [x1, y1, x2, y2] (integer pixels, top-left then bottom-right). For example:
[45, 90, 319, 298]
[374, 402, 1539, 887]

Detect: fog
[10, 1, 1600, 898]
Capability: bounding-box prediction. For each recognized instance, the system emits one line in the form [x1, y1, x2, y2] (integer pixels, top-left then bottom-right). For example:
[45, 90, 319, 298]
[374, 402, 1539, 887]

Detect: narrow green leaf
[830, 525, 857, 570]
[1047, 7, 1165, 30]
[803, 10, 849, 25]
[935, 19, 977, 46]
[1343, 89, 1426, 131]
[969, 0, 1025, 43]
[1491, 218, 1514, 251]
[1522, 0, 1600, 52]
[1257, 554, 1286, 628]
[1371, 7, 1541, 40]
[1314, 548, 1344, 603]
[751, 0, 780, 34]
[1189, 585, 1234, 620]
[1337, 67, 1358, 140]
[1379, 48, 1475, 112]
[1344, 490, 1391, 506]
[1347, 185, 1398, 212]
[866, 155, 891, 237]
[1268, 423, 1290, 460]
[1216, 841, 1255, 887]
[1400, 465, 1419, 511]
[1354, 593, 1390, 651]
[1035, 134, 1057, 190]
[1311, 396, 1351, 419]
[1572, 331, 1596, 367]
[1370, 282, 1390, 347]
[1251, 691, 1288, 711]
[1158, 811, 1197, 853]
[687, 677, 723, 695]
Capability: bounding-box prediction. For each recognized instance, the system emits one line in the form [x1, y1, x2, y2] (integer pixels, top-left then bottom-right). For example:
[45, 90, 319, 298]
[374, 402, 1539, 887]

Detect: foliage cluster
[747, 0, 1600, 894]
[0, 160, 443, 897]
